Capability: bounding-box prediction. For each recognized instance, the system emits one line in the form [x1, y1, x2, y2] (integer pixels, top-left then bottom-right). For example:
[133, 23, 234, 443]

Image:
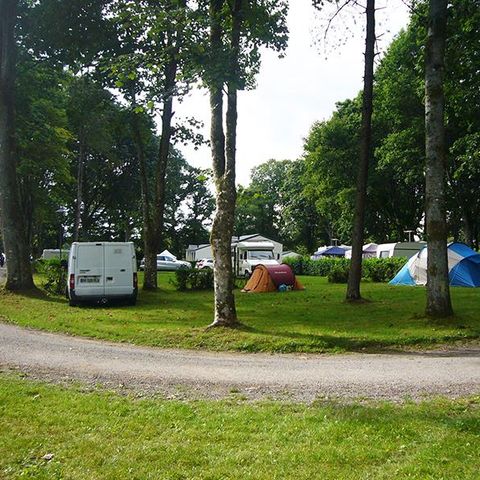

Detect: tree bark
[146, 58, 177, 289]
[207, 0, 242, 327]
[424, 0, 453, 317]
[130, 101, 157, 290]
[346, 0, 375, 301]
[0, 0, 34, 290]
[73, 136, 85, 242]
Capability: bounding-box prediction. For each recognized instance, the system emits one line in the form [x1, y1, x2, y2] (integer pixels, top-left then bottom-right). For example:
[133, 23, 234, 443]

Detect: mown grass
[0, 274, 479, 353]
[0, 373, 479, 479]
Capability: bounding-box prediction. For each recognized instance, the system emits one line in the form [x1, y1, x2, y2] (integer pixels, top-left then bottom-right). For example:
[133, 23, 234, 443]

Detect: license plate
[79, 276, 100, 284]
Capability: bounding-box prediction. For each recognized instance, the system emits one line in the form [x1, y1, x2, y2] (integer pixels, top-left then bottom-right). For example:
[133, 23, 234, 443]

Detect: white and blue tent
[390, 243, 480, 287]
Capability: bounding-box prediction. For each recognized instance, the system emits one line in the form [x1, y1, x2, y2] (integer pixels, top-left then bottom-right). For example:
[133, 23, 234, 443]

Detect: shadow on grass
[0, 287, 67, 305]
[310, 397, 480, 436]
[231, 323, 480, 355]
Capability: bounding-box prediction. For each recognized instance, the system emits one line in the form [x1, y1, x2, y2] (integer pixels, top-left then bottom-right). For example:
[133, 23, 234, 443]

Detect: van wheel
[245, 270, 251, 278]
[127, 297, 137, 306]
[69, 298, 78, 307]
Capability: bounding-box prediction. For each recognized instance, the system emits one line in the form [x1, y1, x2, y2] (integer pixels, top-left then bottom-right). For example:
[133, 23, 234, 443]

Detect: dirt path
[1, 323, 479, 402]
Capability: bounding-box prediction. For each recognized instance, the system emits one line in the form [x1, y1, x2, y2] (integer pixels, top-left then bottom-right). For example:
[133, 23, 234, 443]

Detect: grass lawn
[0, 274, 479, 353]
[0, 373, 479, 479]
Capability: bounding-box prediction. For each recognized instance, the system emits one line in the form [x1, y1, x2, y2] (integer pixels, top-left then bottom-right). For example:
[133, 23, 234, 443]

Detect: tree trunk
[209, 83, 238, 327]
[73, 137, 85, 242]
[208, 0, 243, 327]
[461, 205, 474, 247]
[148, 58, 177, 288]
[0, 0, 34, 291]
[346, 0, 375, 301]
[130, 104, 158, 290]
[424, 0, 453, 317]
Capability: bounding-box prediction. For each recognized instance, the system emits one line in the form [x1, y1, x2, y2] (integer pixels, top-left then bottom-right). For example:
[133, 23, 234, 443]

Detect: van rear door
[104, 243, 133, 296]
[75, 243, 105, 297]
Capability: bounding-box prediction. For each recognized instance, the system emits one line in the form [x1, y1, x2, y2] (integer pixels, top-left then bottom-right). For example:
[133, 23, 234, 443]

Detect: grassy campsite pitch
[0, 373, 479, 480]
[0, 274, 479, 353]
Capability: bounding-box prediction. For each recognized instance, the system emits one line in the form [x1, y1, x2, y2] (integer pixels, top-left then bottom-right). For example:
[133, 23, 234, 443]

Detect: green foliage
[172, 268, 214, 291]
[283, 256, 350, 277]
[36, 259, 67, 295]
[283, 256, 406, 283]
[362, 257, 406, 283]
[327, 264, 349, 284]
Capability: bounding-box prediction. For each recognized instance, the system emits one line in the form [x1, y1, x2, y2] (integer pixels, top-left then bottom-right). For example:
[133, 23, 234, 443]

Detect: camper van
[235, 241, 279, 277]
[67, 242, 137, 306]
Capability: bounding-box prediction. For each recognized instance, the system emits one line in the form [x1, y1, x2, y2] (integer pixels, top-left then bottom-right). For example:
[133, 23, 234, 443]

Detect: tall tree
[105, 0, 196, 290]
[204, 0, 288, 326]
[207, 0, 241, 326]
[424, 0, 452, 317]
[0, 0, 34, 290]
[346, 0, 376, 301]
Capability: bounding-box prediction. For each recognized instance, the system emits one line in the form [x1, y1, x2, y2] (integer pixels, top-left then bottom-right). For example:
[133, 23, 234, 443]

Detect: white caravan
[376, 242, 426, 259]
[67, 242, 137, 306]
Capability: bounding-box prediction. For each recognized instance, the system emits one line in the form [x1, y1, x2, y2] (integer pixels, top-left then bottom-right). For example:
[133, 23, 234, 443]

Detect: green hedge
[172, 268, 214, 291]
[283, 256, 406, 283]
[361, 257, 407, 282]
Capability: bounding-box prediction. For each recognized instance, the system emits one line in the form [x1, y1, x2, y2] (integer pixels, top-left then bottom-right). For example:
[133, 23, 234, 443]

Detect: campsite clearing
[0, 274, 479, 353]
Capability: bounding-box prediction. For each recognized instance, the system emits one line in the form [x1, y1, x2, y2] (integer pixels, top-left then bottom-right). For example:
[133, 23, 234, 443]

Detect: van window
[248, 250, 274, 260]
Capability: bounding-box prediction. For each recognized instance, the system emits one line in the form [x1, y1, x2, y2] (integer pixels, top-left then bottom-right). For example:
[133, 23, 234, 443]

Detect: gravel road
[1, 323, 479, 402]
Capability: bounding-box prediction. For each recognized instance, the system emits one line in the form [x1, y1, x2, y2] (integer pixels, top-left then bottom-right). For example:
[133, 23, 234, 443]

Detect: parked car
[139, 254, 190, 271]
[196, 258, 214, 269]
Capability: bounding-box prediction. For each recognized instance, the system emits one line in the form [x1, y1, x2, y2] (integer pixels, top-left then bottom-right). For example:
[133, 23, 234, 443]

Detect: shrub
[362, 257, 406, 282]
[172, 268, 214, 291]
[37, 258, 67, 295]
[283, 255, 407, 283]
[327, 264, 349, 283]
[283, 256, 350, 277]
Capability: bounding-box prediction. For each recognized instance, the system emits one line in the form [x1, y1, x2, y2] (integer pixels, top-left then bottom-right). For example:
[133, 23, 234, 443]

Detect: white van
[235, 241, 279, 277]
[67, 242, 137, 306]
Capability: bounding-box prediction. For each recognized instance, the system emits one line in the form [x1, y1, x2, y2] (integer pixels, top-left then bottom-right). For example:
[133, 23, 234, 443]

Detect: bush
[327, 264, 350, 283]
[283, 255, 407, 283]
[283, 256, 350, 277]
[362, 257, 406, 282]
[37, 258, 67, 295]
[172, 268, 214, 291]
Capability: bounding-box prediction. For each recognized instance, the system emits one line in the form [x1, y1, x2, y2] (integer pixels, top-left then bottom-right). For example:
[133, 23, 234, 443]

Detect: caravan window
[379, 250, 390, 258]
[248, 250, 274, 260]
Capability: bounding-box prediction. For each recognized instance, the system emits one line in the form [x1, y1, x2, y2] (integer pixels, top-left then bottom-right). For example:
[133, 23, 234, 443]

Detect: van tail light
[69, 274, 75, 290]
[133, 272, 138, 289]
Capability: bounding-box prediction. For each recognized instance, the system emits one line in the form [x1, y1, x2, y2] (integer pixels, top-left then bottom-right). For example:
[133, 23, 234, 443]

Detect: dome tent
[242, 264, 304, 293]
[390, 243, 480, 287]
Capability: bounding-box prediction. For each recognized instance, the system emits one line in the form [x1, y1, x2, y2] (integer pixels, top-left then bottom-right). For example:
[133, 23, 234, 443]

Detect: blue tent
[390, 243, 480, 287]
[312, 246, 347, 258]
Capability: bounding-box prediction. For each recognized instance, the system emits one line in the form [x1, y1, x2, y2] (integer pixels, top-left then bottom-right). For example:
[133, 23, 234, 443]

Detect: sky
[176, 0, 411, 186]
